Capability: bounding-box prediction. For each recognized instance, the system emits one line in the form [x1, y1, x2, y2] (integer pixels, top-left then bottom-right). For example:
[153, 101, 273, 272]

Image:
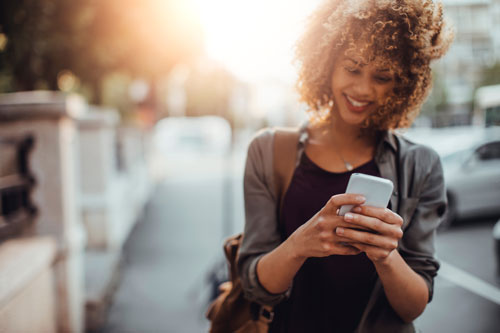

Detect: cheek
[377, 85, 395, 104]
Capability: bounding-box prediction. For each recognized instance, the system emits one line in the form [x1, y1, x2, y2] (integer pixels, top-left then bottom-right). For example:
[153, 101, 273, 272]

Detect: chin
[338, 111, 368, 127]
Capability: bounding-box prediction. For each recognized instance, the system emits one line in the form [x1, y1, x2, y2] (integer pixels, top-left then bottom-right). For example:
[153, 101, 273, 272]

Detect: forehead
[341, 43, 399, 72]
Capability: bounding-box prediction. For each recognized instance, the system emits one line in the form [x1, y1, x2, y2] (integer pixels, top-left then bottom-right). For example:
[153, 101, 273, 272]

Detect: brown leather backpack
[206, 128, 300, 333]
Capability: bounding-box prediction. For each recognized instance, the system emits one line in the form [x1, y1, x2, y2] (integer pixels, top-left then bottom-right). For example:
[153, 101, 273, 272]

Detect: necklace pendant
[345, 162, 354, 171]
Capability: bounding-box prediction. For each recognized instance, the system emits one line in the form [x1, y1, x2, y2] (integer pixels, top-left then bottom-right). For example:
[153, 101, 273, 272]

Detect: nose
[352, 75, 375, 99]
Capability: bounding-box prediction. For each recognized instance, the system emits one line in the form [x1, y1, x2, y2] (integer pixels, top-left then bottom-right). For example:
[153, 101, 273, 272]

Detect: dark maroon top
[270, 152, 381, 333]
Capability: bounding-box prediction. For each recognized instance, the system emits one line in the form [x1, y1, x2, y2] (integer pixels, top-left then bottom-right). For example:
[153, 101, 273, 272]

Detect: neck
[326, 116, 376, 151]
[305, 117, 379, 171]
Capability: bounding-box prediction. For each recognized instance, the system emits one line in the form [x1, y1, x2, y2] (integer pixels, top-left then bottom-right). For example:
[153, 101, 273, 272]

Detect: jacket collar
[297, 121, 398, 155]
[296, 121, 400, 208]
[379, 130, 398, 153]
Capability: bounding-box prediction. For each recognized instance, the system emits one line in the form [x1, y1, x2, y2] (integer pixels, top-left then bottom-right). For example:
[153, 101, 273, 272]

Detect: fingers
[312, 215, 371, 238]
[349, 242, 393, 261]
[350, 205, 404, 226]
[343, 212, 403, 239]
[323, 193, 366, 215]
[337, 244, 362, 255]
[336, 227, 399, 252]
[329, 238, 363, 255]
[316, 227, 363, 256]
[315, 234, 361, 256]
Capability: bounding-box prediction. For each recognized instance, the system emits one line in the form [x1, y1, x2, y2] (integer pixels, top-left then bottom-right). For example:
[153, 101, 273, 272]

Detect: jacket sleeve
[398, 147, 447, 303]
[236, 129, 291, 306]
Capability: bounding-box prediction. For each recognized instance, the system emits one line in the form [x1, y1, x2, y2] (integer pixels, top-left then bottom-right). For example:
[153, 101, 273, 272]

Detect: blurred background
[0, 0, 499, 332]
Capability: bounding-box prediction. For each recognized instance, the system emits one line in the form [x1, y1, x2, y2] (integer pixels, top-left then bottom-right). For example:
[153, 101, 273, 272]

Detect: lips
[343, 94, 372, 113]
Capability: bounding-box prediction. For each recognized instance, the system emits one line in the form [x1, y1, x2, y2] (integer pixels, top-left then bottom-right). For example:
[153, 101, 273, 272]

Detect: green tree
[477, 61, 500, 88]
[0, 0, 203, 105]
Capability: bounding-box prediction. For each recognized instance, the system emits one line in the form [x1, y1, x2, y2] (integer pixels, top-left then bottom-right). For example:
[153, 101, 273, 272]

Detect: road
[104, 150, 500, 332]
[415, 219, 500, 332]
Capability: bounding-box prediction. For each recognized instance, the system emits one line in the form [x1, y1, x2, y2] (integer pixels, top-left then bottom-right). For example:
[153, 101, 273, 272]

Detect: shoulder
[246, 128, 275, 163]
[246, 125, 303, 165]
[394, 133, 441, 167]
[248, 128, 275, 149]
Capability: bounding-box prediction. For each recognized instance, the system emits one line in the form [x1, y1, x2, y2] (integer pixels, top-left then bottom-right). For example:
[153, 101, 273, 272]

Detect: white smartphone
[338, 173, 394, 216]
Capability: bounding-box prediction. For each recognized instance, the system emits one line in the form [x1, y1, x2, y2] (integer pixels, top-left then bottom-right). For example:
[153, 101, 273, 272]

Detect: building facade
[438, 0, 500, 108]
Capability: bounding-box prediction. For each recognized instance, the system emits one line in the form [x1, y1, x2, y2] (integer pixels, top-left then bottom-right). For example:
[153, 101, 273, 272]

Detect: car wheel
[439, 192, 456, 231]
[494, 220, 500, 279]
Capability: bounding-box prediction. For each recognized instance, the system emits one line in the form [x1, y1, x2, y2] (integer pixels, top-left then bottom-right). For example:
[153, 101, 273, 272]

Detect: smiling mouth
[344, 94, 372, 112]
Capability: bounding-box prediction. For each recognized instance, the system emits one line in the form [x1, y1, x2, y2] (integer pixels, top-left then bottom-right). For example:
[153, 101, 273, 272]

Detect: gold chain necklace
[329, 132, 355, 171]
[334, 148, 354, 171]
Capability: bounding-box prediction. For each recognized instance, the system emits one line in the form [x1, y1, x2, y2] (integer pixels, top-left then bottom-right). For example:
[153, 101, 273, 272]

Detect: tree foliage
[478, 61, 500, 88]
[0, 0, 203, 103]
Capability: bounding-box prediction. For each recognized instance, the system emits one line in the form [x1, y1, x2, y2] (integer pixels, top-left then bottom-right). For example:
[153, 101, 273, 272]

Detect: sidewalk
[103, 177, 228, 332]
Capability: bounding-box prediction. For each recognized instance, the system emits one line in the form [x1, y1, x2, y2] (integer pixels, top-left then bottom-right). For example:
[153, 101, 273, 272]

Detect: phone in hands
[338, 173, 394, 216]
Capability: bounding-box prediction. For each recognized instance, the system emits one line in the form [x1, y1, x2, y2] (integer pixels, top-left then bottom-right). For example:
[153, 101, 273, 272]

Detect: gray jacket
[237, 125, 447, 332]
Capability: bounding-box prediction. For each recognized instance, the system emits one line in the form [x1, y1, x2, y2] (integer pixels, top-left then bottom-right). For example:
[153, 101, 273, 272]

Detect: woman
[237, 0, 454, 332]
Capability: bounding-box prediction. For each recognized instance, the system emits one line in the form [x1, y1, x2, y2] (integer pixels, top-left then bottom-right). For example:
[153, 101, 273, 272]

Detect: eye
[374, 76, 392, 83]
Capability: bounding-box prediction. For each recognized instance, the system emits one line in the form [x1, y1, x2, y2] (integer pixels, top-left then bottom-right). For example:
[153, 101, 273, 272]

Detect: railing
[0, 135, 37, 241]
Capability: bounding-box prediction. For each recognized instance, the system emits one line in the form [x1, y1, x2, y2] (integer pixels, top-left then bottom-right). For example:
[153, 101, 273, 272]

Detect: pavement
[103, 154, 244, 333]
[103, 152, 500, 333]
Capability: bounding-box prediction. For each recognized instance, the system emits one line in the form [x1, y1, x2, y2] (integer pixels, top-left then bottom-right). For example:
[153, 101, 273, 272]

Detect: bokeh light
[57, 70, 79, 92]
[192, 0, 321, 83]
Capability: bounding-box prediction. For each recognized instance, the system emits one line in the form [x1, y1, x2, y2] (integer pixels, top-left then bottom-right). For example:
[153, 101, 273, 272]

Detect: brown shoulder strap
[273, 127, 301, 224]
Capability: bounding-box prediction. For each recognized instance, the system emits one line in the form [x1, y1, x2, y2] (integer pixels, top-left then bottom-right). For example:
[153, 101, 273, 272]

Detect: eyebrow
[345, 57, 363, 66]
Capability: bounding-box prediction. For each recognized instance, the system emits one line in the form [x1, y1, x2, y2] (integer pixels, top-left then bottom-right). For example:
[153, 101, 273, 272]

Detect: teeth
[346, 95, 369, 107]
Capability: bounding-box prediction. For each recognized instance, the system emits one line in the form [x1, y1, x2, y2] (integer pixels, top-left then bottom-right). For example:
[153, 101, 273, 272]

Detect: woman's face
[330, 50, 396, 127]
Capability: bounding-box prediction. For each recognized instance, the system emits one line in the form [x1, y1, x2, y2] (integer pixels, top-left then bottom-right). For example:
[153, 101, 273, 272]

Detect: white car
[153, 116, 232, 156]
[151, 116, 232, 181]
[441, 136, 500, 227]
[405, 126, 500, 228]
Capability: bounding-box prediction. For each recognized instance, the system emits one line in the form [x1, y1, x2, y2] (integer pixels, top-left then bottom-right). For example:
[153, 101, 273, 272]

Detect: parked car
[151, 116, 233, 181]
[494, 219, 500, 279]
[153, 116, 232, 156]
[405, 126, 500, 228]
[440, 130, 500, 228]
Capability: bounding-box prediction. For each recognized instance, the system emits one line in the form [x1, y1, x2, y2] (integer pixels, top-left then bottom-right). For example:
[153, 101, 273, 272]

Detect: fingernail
[353, 206, 361, 213]
[344, 213, 353, 221]
[356, 195, 365, 202]
[336, 227, 344, 235]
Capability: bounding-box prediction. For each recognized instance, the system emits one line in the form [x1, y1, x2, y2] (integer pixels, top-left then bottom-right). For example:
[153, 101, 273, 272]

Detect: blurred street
[103, 147, 247, 332]
[103, 146, 500, 333]
[2, 1, 500, 332]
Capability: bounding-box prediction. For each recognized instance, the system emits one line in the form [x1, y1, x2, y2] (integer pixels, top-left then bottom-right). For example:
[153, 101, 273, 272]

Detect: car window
[476, 141, 500, 161]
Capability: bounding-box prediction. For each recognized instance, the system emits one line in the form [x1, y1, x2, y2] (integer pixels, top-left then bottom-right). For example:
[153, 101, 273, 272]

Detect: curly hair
[294, 0, 454, 130]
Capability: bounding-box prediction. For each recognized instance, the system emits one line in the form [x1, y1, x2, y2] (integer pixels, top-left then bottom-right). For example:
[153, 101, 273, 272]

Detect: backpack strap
[206, 127, 301, 330]
[273, 127, 301, 224]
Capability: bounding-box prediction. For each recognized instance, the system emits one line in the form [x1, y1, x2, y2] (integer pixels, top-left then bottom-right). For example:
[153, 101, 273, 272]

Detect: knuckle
[374, 220, 383, 231]
[316, 217, 326, 229]
[319, 231, 330, 241]
[323, 243, 334, 254]
[330, 195, 339, 204]
[365, 233, 375, 243]
[398, 217, 404, 226]
[383, 208, 391, 220]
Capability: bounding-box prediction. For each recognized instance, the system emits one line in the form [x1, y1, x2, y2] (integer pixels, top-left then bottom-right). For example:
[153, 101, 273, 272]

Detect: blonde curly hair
[295, 0, 454, 130]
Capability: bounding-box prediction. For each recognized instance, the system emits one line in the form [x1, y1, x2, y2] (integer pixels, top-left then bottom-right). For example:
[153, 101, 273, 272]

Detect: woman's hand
[287, 193, 367, 260]
[336, 205, 404, 262]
